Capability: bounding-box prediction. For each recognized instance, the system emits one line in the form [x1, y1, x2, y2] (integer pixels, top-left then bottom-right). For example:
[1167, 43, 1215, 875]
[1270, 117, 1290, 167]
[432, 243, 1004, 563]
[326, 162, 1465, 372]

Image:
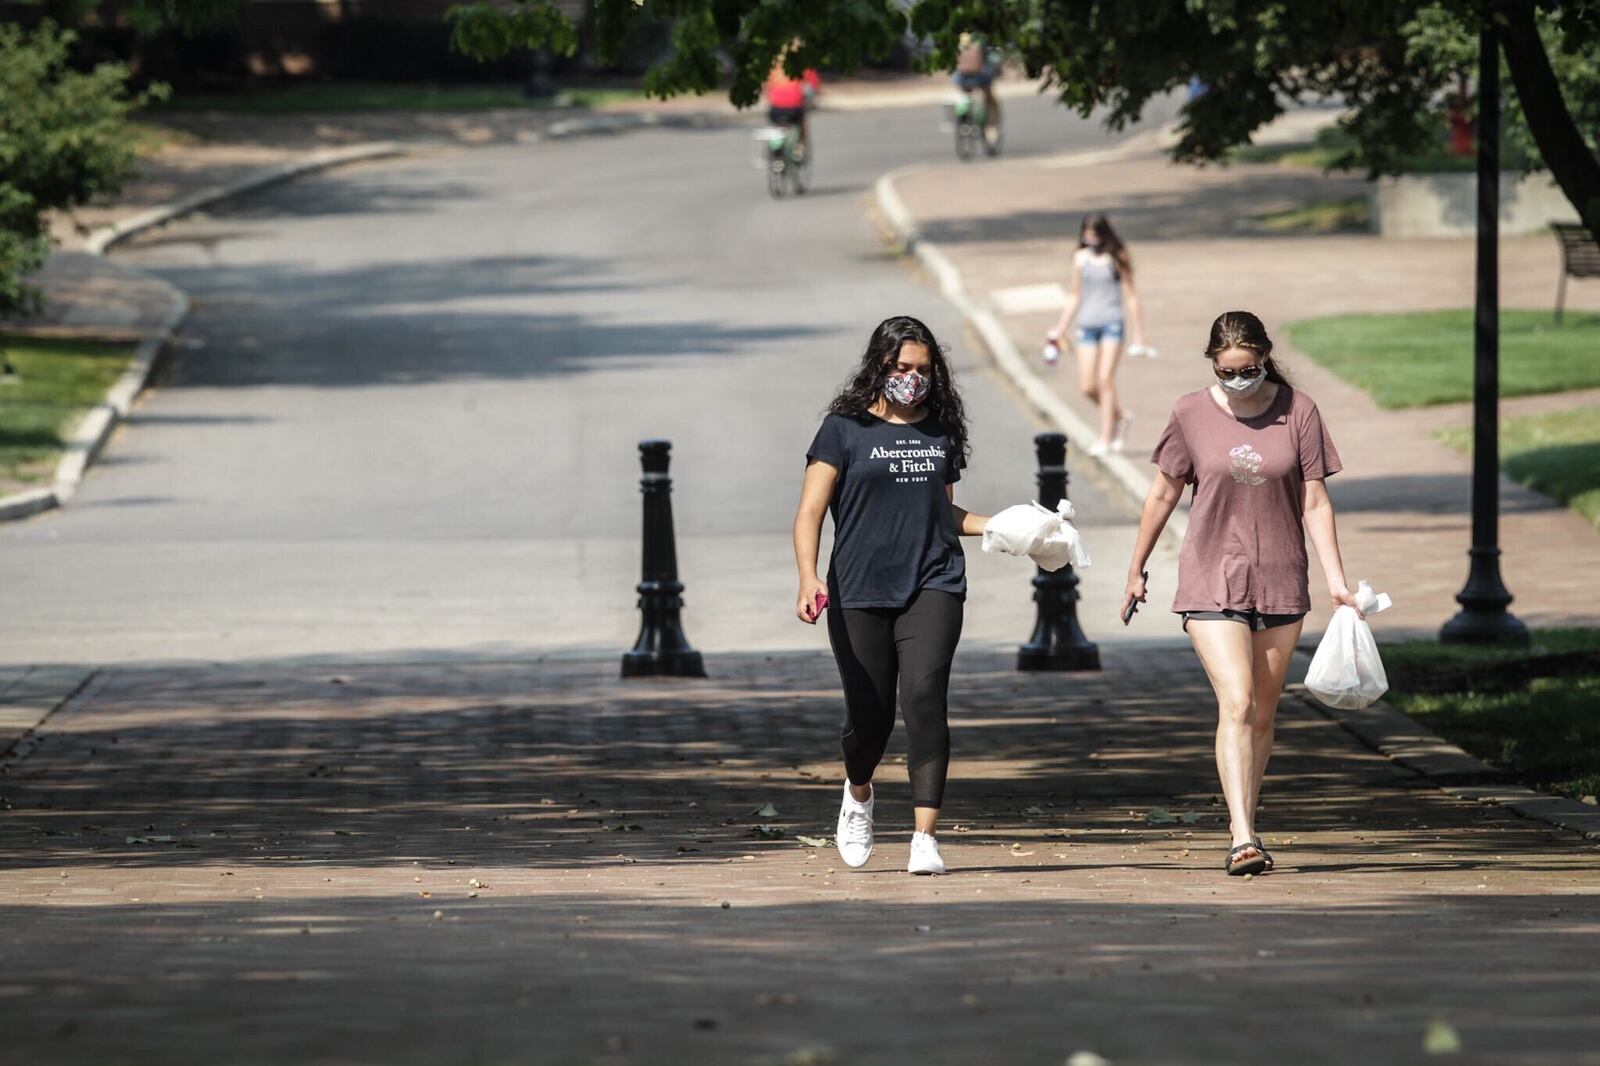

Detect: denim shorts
[1181, 609, 1306, 633]
[1076, 320, 1125, 345]
[953, 71, 995, 91]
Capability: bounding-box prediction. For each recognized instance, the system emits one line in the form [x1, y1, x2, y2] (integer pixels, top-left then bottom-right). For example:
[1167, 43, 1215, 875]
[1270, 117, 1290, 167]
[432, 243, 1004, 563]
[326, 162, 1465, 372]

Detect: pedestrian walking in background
[793, 316, 992, 876]
[1121, 311, 1362, 876]
[1046, 213, 1149, 456]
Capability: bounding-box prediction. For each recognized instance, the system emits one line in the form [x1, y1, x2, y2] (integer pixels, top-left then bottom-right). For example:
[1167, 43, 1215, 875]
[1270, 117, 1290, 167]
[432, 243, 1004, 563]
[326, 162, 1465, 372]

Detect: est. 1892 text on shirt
[806, 412, 967, 609]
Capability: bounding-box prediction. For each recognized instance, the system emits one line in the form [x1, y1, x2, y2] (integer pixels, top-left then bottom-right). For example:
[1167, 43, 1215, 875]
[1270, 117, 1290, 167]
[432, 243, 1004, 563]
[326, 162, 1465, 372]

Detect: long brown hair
[1079, 212, 1132, 280]
[1204, 310, 1289, 385]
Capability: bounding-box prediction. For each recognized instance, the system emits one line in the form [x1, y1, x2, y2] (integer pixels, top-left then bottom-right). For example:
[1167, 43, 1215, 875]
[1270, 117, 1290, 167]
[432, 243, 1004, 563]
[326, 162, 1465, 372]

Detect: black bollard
[1017, 432, 1101, 671]
[621, 440, 706, 678]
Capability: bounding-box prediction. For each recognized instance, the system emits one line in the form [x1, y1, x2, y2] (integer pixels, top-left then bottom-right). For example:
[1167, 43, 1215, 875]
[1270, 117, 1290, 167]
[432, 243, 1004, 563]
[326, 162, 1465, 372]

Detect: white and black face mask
[1219, 371, 1266, 398]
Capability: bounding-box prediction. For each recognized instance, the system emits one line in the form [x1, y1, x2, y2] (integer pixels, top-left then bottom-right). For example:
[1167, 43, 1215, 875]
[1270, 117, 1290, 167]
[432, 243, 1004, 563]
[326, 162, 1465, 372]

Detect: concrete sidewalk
[889, 142, 1600, 639]
[0, 647, 1596, 1064]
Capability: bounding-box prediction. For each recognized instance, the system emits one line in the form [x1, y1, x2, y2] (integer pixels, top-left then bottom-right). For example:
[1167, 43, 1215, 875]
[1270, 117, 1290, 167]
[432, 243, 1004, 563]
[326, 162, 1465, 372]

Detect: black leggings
[825, 589, 964, 809]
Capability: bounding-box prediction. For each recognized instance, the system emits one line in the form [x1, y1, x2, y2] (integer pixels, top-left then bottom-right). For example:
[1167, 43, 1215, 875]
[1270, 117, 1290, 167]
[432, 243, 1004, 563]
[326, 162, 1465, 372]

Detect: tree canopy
[449, 0, 1600, 240]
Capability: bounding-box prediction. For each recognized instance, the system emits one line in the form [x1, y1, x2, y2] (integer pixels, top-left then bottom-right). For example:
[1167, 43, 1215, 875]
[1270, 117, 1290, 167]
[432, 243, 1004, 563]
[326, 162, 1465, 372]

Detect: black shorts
[768, 106, 806, 126]
[1181, 609, 1306, 633]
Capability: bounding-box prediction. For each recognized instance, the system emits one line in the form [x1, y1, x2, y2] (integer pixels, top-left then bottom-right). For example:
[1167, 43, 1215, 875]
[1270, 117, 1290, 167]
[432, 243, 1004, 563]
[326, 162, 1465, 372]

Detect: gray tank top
[1077, 253, 1123, 328]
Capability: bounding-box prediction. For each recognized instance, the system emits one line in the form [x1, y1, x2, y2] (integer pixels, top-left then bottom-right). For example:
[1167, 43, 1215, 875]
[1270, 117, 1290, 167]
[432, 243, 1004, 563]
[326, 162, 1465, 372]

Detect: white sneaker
[1110, 412, 1132, 453]
[1087, 441, 1109, 458]
[835, 783, 874, 868]
[907, 831, 946, 875]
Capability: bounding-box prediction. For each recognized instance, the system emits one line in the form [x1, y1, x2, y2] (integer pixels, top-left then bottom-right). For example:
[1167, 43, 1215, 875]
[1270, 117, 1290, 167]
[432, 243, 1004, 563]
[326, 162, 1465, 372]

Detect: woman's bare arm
[1303, 478, 1362, 614]
[947, 484, 989, 536]
[1122, 470, 1185, 617]
[1050, 253, 1083, 338]
[1120, 274, 1146, 347]
[793, 460, 837, 622]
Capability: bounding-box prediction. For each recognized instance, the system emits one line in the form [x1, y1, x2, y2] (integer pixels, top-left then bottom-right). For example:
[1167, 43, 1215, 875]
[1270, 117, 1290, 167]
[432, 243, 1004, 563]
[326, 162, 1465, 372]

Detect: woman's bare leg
[1075, 342, 1100, 411]
[1246, 620, 1303, 818]
[1096, 337, 1125, 444]
[1188, 619, 1261, 853]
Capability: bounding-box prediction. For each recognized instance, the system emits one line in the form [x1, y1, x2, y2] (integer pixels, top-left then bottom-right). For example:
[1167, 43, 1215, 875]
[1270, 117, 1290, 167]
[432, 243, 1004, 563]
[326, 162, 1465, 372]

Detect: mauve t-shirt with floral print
[1151, 385, 1341, 615]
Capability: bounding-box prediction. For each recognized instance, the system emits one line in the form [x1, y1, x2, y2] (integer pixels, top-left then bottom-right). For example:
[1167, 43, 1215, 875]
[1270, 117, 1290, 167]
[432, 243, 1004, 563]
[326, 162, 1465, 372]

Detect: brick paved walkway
[891, 141, 1600, 639]
[1, 649, 1596, 1063]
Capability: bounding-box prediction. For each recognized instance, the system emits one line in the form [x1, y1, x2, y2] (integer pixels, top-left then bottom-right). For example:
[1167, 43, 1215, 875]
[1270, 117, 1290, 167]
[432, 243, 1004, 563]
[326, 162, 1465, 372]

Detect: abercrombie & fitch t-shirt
[806, 412, 966, 609]
[1151, 385, 1341, 615]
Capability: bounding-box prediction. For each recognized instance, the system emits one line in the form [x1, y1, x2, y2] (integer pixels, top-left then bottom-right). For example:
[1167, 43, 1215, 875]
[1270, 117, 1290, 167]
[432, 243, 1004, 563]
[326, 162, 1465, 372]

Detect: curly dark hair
[827, 315, 970, 469]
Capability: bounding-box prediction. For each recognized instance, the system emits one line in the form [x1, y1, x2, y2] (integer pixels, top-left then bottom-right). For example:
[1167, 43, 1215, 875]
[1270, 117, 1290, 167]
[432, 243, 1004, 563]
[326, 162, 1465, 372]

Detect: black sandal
[1252, 836, 1275, 870]
[1225, 842, 1268, 877]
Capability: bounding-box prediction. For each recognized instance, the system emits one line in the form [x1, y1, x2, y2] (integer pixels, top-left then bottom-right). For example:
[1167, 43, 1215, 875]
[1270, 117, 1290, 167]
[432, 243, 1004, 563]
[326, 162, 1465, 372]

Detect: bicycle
[755, 122, 811, 198]
[947, 89, 1003, 161]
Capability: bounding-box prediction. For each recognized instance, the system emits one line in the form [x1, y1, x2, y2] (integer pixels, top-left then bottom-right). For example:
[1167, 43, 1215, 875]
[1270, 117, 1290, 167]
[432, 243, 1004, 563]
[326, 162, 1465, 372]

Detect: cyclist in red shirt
[766, 56, 821, 159]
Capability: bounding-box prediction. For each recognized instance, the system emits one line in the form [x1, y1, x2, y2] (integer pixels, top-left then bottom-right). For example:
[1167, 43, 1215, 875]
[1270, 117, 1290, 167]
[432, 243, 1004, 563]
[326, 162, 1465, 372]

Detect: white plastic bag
[981, 500, 1091, 573]
[1032, 499, 1091, 572]
[1304, 580, 1394, 709]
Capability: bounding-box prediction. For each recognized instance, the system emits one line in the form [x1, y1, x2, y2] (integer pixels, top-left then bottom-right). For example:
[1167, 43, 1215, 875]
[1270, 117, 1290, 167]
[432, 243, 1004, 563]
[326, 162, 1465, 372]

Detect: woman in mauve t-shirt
[1122, 311, 1362, 877]
[793, 316, 992, 878]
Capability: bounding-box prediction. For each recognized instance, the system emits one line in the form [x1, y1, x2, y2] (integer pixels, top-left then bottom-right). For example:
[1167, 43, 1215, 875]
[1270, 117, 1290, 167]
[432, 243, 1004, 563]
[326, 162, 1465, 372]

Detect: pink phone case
[814, 591, 829, 617]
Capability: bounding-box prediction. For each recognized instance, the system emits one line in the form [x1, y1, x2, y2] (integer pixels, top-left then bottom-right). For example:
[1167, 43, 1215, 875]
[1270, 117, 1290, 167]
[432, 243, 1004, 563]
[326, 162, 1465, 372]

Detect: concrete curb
[2, 142, 408, 522]
[875, 138, 1600, 848]
[536, 111, 743, 140]
[1290, 682, 1600, 841]
[52, 284, 191, 505]
[873, 154, 1187, 548]
[83, 141, 406, 255]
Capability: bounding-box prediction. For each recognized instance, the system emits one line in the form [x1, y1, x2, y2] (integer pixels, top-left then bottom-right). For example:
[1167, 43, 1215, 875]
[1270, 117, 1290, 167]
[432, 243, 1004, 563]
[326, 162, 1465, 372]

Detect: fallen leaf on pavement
[755, 992, 800, 1006]
[795, 835, 832, 848]
[1423, 1018, 1462, 1055]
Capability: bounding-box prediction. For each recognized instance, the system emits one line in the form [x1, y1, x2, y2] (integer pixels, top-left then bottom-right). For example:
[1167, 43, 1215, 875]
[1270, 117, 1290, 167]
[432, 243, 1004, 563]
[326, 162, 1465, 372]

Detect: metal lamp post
[1441, 24, 1529, 646]
[621, 440, 706, 678]
[1017, 432, 1100, 671]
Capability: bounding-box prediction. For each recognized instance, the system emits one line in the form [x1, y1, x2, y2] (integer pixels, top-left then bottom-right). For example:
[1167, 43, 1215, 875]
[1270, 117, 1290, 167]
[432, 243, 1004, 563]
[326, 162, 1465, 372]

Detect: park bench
[1552, 222, 1600, 324]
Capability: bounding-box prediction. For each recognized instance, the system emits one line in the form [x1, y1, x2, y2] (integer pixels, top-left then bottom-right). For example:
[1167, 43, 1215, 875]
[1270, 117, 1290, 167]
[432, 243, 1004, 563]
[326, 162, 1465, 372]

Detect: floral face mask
[884, 369, 931, 408]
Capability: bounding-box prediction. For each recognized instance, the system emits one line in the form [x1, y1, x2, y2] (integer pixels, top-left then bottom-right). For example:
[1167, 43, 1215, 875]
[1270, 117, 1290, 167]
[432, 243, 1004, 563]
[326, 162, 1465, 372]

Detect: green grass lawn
[1232, 124, 1536, 172]
[0, 336, 134, 490]
[1285, 309, 1600, 408]
[1437, 405, 1600, 529]
[1248, 196, 1371, 234]
[1380, 628, 1600, 801]
[150, 82, 646, 114]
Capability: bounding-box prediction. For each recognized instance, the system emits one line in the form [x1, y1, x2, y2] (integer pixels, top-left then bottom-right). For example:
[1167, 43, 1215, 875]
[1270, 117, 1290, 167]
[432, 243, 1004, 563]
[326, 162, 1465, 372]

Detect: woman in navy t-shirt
[793, 316, 992, 876]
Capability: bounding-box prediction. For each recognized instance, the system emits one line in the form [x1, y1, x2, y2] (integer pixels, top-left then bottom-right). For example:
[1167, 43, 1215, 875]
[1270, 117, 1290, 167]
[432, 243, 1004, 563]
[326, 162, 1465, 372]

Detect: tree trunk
[1497, 0, 1600, 244]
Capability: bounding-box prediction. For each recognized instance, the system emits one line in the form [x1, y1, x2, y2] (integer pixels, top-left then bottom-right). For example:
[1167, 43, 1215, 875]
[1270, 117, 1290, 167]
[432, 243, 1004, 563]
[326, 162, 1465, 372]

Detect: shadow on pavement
[133, 253, 824, 388]
[0, 652, 1575, 874]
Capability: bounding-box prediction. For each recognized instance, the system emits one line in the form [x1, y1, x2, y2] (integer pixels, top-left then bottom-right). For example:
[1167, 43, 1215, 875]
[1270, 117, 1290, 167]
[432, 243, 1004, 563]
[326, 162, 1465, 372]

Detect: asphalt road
[3, 95, 1180, 666]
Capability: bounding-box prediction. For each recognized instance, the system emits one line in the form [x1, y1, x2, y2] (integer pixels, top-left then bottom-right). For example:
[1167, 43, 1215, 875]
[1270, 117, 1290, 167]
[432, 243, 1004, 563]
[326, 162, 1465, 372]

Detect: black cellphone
[1122, 571, 1149, 625]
